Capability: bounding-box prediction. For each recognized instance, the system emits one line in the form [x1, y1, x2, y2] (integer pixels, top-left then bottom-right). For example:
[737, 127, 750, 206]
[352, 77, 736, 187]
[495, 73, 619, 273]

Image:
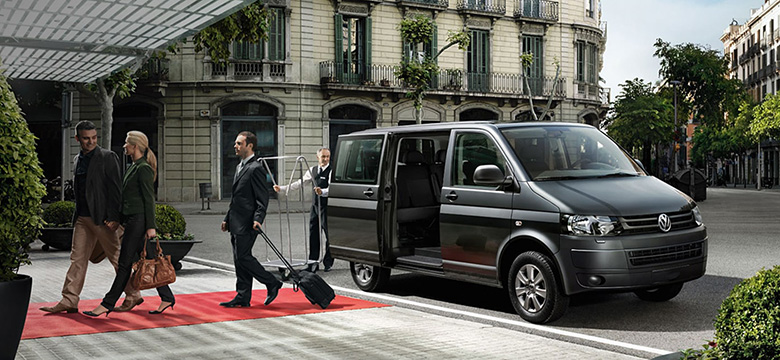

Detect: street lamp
[669, 80, 681, 174]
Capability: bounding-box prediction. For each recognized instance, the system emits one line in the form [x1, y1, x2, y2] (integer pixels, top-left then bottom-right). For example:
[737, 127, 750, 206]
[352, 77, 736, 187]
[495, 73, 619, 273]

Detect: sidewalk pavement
[16, 242, 645, 360]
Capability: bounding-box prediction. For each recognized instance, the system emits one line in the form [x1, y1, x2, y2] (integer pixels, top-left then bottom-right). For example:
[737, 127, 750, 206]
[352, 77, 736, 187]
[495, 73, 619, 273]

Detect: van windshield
[500, 126, 644, 180]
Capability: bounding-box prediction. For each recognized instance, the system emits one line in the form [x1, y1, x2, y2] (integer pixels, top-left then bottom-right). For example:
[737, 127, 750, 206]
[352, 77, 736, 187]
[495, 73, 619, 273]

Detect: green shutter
[334, 14, 343, 81]
[431, 24, 438, 62]
[365, 17, 372, 80]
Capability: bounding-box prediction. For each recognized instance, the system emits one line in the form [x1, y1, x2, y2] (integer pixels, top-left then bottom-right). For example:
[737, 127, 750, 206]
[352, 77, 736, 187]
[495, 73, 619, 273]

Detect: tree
[749, 93, 780, 141]
[603, 78, 674, 175]
[395, 15, 470, 123]
[653, 39, 746, 129]
[76, 1, 270, 148]
[520, 54, 561, 121]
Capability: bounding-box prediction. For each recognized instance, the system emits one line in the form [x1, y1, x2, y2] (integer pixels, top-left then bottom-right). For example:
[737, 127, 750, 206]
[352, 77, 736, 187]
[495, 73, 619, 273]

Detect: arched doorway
[221, 101, 278, 198]
[459, 108, 498, 121]
[328, 104, 376, 152]
[113, 102, 159, 192]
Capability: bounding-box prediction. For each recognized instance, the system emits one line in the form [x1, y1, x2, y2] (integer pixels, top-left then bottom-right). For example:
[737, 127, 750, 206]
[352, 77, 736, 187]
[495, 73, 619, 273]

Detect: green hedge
[715, 265, 780, 359]
[42, 201, 75, 227]
[0, 68, 46, 281]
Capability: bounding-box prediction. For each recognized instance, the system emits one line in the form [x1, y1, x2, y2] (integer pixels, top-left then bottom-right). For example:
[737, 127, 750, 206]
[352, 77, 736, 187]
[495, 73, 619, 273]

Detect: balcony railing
[319, 61, 566, 97]
[513, 0, 558, 22]
[204, 59, 287, 81]
[457, 0, 505, 15]
[398, 0, 449, 9]
[136, 58, 169, 82]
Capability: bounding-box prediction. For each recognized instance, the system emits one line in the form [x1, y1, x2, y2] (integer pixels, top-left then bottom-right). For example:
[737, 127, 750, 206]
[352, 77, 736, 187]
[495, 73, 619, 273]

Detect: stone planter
[39, 227, 73, 251]
[146, 239, 202, 271]
[0, 274, 32, 358]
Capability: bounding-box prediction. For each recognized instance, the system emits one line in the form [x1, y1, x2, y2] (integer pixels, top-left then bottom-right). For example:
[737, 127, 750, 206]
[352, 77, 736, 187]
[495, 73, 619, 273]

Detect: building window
[221, 101, 278, 198]
[335, 14, 372, 84]
[522, 35, 543, 95]
[585, 0, 595, 18]
[467, 29, 490, 92]
[576, 40, 598, 84]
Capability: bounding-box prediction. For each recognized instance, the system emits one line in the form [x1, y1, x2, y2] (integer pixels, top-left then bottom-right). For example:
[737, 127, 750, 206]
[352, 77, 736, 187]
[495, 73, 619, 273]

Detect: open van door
[328, 135, 387, 265]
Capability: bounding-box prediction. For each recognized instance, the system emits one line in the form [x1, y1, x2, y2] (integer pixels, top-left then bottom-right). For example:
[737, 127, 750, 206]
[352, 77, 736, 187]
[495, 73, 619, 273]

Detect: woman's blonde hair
[126, 130, 157, 181]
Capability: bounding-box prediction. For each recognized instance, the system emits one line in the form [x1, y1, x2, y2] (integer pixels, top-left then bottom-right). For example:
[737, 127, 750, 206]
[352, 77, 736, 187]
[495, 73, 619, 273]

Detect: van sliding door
[328, 135, 385, 264]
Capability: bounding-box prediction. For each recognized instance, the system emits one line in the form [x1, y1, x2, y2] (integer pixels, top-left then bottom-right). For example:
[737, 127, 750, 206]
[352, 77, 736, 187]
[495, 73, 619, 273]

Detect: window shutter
[365, 17, 372, 76]
[335, 14, 343, 81]
[431, 24, 438, 62]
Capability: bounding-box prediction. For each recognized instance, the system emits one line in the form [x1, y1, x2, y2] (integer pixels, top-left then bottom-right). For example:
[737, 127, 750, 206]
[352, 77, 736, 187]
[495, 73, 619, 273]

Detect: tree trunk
[99, 94, 114, 150]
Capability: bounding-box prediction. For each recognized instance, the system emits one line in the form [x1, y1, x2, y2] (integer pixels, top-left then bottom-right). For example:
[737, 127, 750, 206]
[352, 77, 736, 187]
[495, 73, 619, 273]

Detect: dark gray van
[328, 122, 706, 323]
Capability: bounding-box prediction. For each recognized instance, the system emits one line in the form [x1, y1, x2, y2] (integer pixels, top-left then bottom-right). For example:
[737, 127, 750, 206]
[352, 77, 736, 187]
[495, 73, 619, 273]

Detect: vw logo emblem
[658, 214, 672, 232]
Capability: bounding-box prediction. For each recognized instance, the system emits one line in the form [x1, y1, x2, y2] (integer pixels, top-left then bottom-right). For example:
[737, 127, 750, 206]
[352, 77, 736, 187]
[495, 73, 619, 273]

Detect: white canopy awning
[0, 0, 254, 83]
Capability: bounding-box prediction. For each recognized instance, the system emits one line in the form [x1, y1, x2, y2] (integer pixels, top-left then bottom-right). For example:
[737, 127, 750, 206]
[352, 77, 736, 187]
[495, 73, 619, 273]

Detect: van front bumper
[556, 226, 708, 295]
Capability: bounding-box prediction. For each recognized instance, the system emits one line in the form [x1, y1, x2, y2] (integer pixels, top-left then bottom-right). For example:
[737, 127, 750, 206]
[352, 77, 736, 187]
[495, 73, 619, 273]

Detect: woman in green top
[85, 131, 175, 316]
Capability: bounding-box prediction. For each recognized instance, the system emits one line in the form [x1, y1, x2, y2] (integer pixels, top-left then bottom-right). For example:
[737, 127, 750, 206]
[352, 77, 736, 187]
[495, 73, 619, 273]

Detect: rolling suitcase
[259, 230, 335, 309]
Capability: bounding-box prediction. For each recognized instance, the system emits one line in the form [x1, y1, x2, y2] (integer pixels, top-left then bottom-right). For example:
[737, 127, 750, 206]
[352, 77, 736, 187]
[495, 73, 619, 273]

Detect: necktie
[234, 162, 242, 182]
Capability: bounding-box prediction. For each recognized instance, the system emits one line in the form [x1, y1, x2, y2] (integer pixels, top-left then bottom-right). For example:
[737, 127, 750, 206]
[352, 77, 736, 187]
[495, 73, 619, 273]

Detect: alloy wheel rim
[515, 264, 547, 313]
[354, 263, 373, 286]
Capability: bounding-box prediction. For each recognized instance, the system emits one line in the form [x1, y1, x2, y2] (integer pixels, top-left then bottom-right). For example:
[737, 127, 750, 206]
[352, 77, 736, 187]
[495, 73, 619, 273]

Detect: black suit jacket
[72, 146, 122, 226]
[224, 155, 270, 235]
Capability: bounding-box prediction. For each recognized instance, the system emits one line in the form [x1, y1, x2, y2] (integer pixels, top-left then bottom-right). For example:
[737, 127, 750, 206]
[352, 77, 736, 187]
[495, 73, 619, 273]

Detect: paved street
[179, 186, 780, 355]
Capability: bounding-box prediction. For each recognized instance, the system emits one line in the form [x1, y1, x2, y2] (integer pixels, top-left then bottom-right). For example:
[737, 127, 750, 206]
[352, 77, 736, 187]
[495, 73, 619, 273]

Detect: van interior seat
[430, 149, 446, 198]
[397, 150, 439, 223]
[519, 144, 548, 178]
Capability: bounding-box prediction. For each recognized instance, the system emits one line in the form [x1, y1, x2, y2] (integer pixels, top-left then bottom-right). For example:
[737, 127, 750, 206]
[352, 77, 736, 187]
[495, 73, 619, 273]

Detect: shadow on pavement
[380, 272, 740, 332]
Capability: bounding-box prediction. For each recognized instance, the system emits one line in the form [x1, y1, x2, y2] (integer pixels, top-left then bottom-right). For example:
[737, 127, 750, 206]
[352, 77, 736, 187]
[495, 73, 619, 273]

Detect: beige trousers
[59, 216, 141, 307]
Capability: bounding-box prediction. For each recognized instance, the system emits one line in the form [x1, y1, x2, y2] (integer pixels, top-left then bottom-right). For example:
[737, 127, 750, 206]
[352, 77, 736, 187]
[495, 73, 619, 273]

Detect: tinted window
[334, 137, 383, 184]
[500, 126, 643, 180]
[451, 132, 507, 187]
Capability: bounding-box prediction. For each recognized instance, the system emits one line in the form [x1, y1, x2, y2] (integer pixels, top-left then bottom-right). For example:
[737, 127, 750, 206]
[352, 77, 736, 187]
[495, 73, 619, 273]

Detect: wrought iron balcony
[204, 59, 287, 81]
[457, 0, 505, 16]
[398, 0, 449, 10]
[318, 61, 566, 98]
[513, 0, 558, 23]
[136, 57, 169, 82]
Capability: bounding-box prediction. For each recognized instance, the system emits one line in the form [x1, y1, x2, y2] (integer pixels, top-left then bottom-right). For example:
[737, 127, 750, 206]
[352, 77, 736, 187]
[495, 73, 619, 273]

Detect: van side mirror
[473, 164, 512, 187]
[634, 158, 647, 173]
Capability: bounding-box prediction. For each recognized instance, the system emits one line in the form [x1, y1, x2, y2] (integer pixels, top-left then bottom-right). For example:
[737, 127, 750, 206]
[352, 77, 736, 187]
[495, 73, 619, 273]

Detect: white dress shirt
[278, 164, 330, 197]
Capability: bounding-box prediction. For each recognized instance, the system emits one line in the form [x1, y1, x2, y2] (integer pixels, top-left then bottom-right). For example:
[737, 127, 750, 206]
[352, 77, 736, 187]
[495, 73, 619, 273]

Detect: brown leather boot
[40, 303, 78, 313]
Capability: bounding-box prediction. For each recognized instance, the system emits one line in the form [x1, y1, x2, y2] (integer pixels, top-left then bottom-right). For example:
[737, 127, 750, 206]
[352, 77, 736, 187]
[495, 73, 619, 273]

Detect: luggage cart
[257, 155, 325, 280]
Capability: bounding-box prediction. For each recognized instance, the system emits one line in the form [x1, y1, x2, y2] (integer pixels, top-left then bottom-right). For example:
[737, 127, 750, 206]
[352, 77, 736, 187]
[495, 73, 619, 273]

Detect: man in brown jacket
[40, 121, 141, 313]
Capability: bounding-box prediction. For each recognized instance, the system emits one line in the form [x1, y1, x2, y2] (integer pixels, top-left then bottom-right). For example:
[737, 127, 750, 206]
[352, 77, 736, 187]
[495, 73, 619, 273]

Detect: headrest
[402, 150, 424, 165]
[435, 149, 446, 163]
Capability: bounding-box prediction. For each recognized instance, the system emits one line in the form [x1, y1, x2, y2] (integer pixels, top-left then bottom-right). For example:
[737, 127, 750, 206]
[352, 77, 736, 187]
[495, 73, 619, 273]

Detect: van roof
[339, 121, 594, 137]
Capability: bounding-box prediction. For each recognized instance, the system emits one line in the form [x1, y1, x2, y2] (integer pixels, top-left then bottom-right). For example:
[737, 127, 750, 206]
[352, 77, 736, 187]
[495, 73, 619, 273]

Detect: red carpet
[24, 289, 388, 339]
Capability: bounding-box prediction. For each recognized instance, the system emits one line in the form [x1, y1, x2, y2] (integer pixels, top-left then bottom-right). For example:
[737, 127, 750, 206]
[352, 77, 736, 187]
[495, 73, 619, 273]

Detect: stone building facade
[70, 0, 609, 201]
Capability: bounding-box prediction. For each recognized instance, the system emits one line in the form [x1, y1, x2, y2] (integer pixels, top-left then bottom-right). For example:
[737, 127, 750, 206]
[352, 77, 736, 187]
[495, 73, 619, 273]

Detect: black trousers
[101, 214, 174, 310]
[309, 197, 333, 267]
[230, 232, 282, 302]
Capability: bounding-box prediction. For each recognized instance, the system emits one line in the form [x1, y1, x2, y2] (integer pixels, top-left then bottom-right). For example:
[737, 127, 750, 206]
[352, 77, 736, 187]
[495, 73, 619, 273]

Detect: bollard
[199, 182, 212, 210]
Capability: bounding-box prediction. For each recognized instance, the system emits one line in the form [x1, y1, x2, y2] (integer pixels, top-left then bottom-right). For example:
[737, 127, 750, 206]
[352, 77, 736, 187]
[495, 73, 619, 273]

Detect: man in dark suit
[220, 131, 283, 308]
[41, 120, 141, 313]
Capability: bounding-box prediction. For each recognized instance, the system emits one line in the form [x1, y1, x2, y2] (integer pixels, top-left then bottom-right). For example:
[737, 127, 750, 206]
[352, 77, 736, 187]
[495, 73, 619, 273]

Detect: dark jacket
[121, 157, 156, 230]
[224, 155, 269, 235]
[72, 146, 122, 226]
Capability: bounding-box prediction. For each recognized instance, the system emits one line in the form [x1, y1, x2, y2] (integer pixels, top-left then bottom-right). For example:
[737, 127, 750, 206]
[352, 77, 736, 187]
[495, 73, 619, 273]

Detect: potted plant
[0, 67, 47, 358]
[150, 204, 201, 271]
[40, 200, 76, 251]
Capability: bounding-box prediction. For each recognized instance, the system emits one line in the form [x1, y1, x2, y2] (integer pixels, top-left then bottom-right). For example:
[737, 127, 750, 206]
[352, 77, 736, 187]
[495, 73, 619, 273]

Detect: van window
[334, 137, 383, 184]
[451, 132, 507, 187]
[500, 126, 642, 180]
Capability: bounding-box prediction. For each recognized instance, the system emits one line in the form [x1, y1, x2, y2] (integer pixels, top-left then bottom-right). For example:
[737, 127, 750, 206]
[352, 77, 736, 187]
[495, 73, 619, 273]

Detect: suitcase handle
[258, 229, 301, 281]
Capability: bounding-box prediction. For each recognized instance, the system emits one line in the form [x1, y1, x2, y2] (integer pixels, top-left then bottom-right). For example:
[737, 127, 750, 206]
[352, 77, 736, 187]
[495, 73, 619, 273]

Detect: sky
[600, 0, 766, 100]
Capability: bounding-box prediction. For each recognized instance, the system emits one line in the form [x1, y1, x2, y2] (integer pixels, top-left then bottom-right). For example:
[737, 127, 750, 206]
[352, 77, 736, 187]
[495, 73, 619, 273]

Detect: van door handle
[363, 189, 374, 197]
[445, 191, 458, 201]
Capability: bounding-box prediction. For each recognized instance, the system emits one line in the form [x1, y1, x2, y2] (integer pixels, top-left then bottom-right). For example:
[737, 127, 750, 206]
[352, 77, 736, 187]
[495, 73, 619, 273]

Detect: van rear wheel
[633, 283, 684, 302]
[507, 251, 569, 324]
[350, 262, 390, 292]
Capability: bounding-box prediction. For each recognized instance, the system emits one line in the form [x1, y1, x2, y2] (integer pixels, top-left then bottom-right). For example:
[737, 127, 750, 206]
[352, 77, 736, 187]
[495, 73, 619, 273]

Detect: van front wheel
[350, 262, 390, 292]
[508, 251, 569, 324]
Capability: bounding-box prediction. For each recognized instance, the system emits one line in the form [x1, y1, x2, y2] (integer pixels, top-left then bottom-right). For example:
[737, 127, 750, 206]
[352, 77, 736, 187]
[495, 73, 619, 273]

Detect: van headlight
[564, 215, 619, 236]
[692, 206, 703, 226]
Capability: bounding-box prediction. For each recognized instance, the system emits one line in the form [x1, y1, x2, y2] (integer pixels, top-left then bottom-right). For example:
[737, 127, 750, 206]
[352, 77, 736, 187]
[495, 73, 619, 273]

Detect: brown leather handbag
[130, 236, 176, 290]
